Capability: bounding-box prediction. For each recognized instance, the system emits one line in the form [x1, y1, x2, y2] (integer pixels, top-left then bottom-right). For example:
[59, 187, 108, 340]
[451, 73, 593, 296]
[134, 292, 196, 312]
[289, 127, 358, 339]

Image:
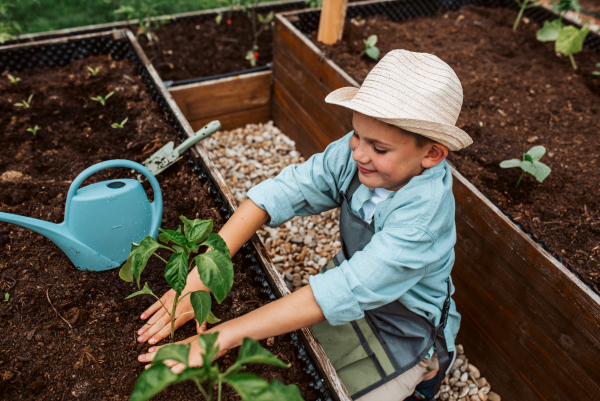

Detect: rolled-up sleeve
[247, 133, 356, 227]
[309, 225, 441, 326]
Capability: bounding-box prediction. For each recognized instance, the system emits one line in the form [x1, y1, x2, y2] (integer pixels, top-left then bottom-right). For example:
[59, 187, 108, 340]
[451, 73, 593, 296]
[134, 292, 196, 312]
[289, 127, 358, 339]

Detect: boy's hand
[138, 331, 229, 374]
[137, 267, 208, 344]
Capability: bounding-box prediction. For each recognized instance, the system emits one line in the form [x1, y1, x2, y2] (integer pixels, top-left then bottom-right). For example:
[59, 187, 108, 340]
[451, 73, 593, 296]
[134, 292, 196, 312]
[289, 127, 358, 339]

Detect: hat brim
[326, 87, 473, 152]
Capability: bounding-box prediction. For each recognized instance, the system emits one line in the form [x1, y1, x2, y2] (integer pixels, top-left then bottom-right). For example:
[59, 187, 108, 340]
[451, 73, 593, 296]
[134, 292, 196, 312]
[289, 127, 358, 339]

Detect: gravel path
[202, 121, 501, 401]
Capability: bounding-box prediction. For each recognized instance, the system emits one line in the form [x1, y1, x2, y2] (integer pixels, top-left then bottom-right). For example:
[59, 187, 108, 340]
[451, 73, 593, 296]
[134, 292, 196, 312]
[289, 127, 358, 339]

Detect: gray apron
[312, 171, 451, 400]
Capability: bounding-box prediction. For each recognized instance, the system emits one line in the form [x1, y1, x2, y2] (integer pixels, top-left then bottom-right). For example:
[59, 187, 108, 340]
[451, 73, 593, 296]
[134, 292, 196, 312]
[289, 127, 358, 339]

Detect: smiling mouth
[357, 165, 377, 174]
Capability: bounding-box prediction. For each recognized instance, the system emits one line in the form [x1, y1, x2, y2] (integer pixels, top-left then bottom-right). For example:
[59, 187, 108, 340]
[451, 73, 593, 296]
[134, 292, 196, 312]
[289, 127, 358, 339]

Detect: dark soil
[311, 5, 600, 292]
[0, 55, 319, 400]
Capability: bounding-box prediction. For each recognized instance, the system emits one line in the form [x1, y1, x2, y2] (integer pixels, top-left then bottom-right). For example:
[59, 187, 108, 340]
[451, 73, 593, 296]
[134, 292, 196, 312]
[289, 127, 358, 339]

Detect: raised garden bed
[0, 30, 337, 401]
[272, 1, 600, 400]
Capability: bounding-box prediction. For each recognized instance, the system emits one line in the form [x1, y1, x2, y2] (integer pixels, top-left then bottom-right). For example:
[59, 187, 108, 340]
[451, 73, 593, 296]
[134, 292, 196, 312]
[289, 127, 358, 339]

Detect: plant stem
[218, 380, 222, 401]
[513, 0, 527, 31]
[195, 379, 209, 399]
[516, 170, 525, 185]
[170, 292, 180, 339]
[154, 253, 169, 264]
[569, 54, 577, 70]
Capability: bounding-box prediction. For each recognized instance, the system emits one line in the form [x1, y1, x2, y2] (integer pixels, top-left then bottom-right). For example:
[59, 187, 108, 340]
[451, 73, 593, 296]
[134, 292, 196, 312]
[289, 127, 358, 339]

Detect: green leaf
[555, 25, 589, 57]
[206, 311, 221, 324]
[225, 375, 304, 401]
[201, 233, 230, 256]
[236, 338, 289, 368]
[126, 283, 156, 299]
[215, 12, 223, 24]
[195, 251, 234, 303]
[151, 343, 190, 366]
[190, 290, 212, 324]
[119, 255, 134, 282]
[523, 153, 534, 162]
[265, 11, 274, 23]
[197, 332, 220, 371]
[527, 145, 546, 161]
[258, 13, 265, 23]
[366, 34, 377, 47]
[130, 364, 180, 401]
[499, 159, 521, 168]
[536, 19, 562, 42]
[164, 252, 188, 293]
[132, 236, 166, 288]
[365, 46, 380, 61]
[522, 160, 552, 182]
[180, 216, 213, 244]
[158, 228, 188, 247]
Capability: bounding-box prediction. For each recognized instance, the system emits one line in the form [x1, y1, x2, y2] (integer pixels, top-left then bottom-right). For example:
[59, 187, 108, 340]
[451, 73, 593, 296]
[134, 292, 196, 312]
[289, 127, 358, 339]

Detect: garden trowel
[138, 120, 221, 181]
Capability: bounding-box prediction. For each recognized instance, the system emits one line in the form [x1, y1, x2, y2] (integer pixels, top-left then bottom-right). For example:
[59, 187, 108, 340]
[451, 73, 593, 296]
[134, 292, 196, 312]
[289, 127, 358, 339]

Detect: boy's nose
[352, 144, 371, 164]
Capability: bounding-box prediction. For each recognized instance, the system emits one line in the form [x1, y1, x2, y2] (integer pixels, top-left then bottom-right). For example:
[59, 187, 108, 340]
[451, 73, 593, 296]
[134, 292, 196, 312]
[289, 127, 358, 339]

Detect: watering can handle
[64, 160, 163, 237]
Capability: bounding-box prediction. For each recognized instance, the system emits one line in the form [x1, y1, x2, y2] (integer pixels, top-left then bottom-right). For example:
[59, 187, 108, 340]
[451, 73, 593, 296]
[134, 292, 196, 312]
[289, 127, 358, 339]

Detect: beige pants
[356, 351, 440, 401]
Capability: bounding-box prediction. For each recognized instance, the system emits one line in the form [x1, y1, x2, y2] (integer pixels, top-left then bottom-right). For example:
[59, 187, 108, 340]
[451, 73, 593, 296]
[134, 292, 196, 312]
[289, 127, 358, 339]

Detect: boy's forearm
[218, 198, 271, 257]
[211, 285, 326, 350]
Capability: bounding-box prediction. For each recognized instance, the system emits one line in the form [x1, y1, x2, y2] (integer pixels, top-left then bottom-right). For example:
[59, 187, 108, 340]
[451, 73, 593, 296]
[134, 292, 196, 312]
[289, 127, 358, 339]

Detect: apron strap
[346, 170, 362, 199]
[431, 278, 452, 398]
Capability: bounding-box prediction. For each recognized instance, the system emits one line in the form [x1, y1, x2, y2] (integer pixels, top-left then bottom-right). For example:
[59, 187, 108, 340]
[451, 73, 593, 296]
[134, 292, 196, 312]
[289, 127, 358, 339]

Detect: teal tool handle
[64, 160, 163, 237]
[175, 120, 221, 156]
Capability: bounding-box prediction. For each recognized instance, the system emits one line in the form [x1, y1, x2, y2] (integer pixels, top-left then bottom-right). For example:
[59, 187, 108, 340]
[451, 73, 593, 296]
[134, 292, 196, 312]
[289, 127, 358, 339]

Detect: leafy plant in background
[120, 216, 233, 339]
[130, 333, 304, 401]
[111, 117, 128, 129]
[0, 0, 21, 44]
[535, 0, 588, 69]
[513, 0, 542, 31]
[15, 94, 33, 108]
[304, 0, 322, 8]
[87, 66, 100, 76]
[91, 91, 114, 106]
[500, 145, 552, 185]
[361, 35, 380, 61]
[113, 0, 170, 43]
[7, 74, 20, 83]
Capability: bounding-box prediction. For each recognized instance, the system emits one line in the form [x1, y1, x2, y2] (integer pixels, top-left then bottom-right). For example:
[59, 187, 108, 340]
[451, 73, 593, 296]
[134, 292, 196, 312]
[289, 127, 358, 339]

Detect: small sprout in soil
[479, 121, 484, 127]
[3, 293, 8, 302]
[91, 91, 114, 106]
[7, 74, 20, 84]
[87, 66, 100, 76]
[500, 145, 552, 185]
[361, 35, 380, 61]
[245, 50, 259, 67]
[120, 216, 233, 339]
[215, 12, 222, 25]
[15, 94, 33, 108]
[130, 333, 304, 401]
[27, 125, 41, 136]
[513, 0, 542, 31]
[592, 62, 600, 76]
[111, 117, 128, 129]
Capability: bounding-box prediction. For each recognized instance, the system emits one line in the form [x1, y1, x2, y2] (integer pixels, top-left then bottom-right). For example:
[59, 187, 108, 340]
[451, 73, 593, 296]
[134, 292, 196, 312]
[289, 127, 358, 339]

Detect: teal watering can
[0, 160, 162, 271]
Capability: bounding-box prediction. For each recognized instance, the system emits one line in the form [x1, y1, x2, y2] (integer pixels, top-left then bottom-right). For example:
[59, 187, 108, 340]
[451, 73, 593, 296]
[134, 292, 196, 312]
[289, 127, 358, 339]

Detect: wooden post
[317, 0, 348, 45]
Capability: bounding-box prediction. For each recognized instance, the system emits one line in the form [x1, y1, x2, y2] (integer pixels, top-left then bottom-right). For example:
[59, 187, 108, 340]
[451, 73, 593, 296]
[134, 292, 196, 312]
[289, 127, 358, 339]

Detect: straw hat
[325, 49, 472, 151]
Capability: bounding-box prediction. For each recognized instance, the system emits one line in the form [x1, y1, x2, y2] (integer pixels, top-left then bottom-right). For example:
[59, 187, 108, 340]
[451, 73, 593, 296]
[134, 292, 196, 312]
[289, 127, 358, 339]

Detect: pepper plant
[536, 0, 588, 69]
[512, 0, 542, 31]
[361, 35, 380, 61]
[130, 333, 304, 401]
[500, 145, 552, 185]
[120, 216, 233, 339]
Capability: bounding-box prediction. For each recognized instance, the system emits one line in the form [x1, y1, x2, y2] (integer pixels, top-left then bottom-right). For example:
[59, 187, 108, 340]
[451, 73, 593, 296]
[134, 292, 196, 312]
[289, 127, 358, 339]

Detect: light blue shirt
[247, 132, 460, 355]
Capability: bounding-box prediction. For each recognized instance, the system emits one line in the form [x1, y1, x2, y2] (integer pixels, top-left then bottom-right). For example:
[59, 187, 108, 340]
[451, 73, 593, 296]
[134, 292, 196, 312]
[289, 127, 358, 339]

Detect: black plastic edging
[164, 63, 272, 88]
[0, 32, 334, 401]
[288, 0, 600, 295]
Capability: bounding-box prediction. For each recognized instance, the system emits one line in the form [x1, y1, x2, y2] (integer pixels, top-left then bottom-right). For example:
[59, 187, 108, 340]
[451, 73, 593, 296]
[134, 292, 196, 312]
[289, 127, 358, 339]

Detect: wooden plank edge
[168, 70, 272, 93]
[187, 105, 271, 131]
[0, 29, 129, 51]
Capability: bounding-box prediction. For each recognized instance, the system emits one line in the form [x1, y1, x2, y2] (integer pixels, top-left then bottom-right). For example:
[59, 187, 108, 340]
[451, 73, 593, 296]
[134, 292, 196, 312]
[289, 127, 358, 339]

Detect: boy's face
[350, 112, 447, 191]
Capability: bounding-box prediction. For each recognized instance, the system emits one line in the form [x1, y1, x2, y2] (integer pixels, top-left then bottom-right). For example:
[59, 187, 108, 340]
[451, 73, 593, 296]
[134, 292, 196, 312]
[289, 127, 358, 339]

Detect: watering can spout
[0, 211, 119, 270]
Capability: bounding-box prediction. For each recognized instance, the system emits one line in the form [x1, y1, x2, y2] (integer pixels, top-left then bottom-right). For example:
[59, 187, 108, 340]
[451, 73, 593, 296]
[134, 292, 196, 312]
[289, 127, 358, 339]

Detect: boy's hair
[393, 124, 432, 148]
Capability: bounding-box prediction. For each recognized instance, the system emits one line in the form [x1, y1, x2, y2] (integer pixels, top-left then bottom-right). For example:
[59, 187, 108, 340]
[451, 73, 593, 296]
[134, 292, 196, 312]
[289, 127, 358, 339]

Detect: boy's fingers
[138, 308, 166, 335]
[171, 363, 186, 375]
[139, 315, 171, 343]
[140, 299, 165, 320]
[138, 350, 157, 363]
[196, 319, 207, 334]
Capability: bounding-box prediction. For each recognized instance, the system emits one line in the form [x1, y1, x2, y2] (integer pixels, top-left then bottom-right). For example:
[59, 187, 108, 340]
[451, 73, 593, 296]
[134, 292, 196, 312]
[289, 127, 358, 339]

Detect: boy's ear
[421, 142, 448, 169]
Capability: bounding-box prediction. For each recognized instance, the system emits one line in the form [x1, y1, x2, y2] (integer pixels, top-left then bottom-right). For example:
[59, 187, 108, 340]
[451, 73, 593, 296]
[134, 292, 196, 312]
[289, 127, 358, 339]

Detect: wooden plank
[169, 71, 271, 123]
[272, 95, 323, 157]
[317, 0, 348, 44]
[273, 39, 352, 137]
[187, 105, 271, 132]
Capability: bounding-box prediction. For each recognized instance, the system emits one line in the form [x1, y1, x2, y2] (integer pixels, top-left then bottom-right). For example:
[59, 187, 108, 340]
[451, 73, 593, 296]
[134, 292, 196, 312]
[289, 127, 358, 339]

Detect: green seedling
[120, 216, 233, 339]
[304, 0, 322, 8]
[15, 94, 33, 108]
[536, 0, 588, 69]
[592, 62, 600, 76]
[513, 0, 542, 31]
[111, 117, 129, 129]
[130, 333, 304, 401]
[3, 293, 8, 302]
[87, 66, 100, 76]
[361, 35, 380, 61]
[91, 91, 114, 106]
[7, 74, 20, 83]
[215, 12, 223, 25]
[500, 145, 552, 185]
[27, 125, 41, 136]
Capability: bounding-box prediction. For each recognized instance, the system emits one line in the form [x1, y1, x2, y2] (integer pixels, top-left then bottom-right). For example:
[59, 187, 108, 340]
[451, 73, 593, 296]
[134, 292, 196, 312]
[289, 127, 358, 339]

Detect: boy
[136, 49, 473, 400]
